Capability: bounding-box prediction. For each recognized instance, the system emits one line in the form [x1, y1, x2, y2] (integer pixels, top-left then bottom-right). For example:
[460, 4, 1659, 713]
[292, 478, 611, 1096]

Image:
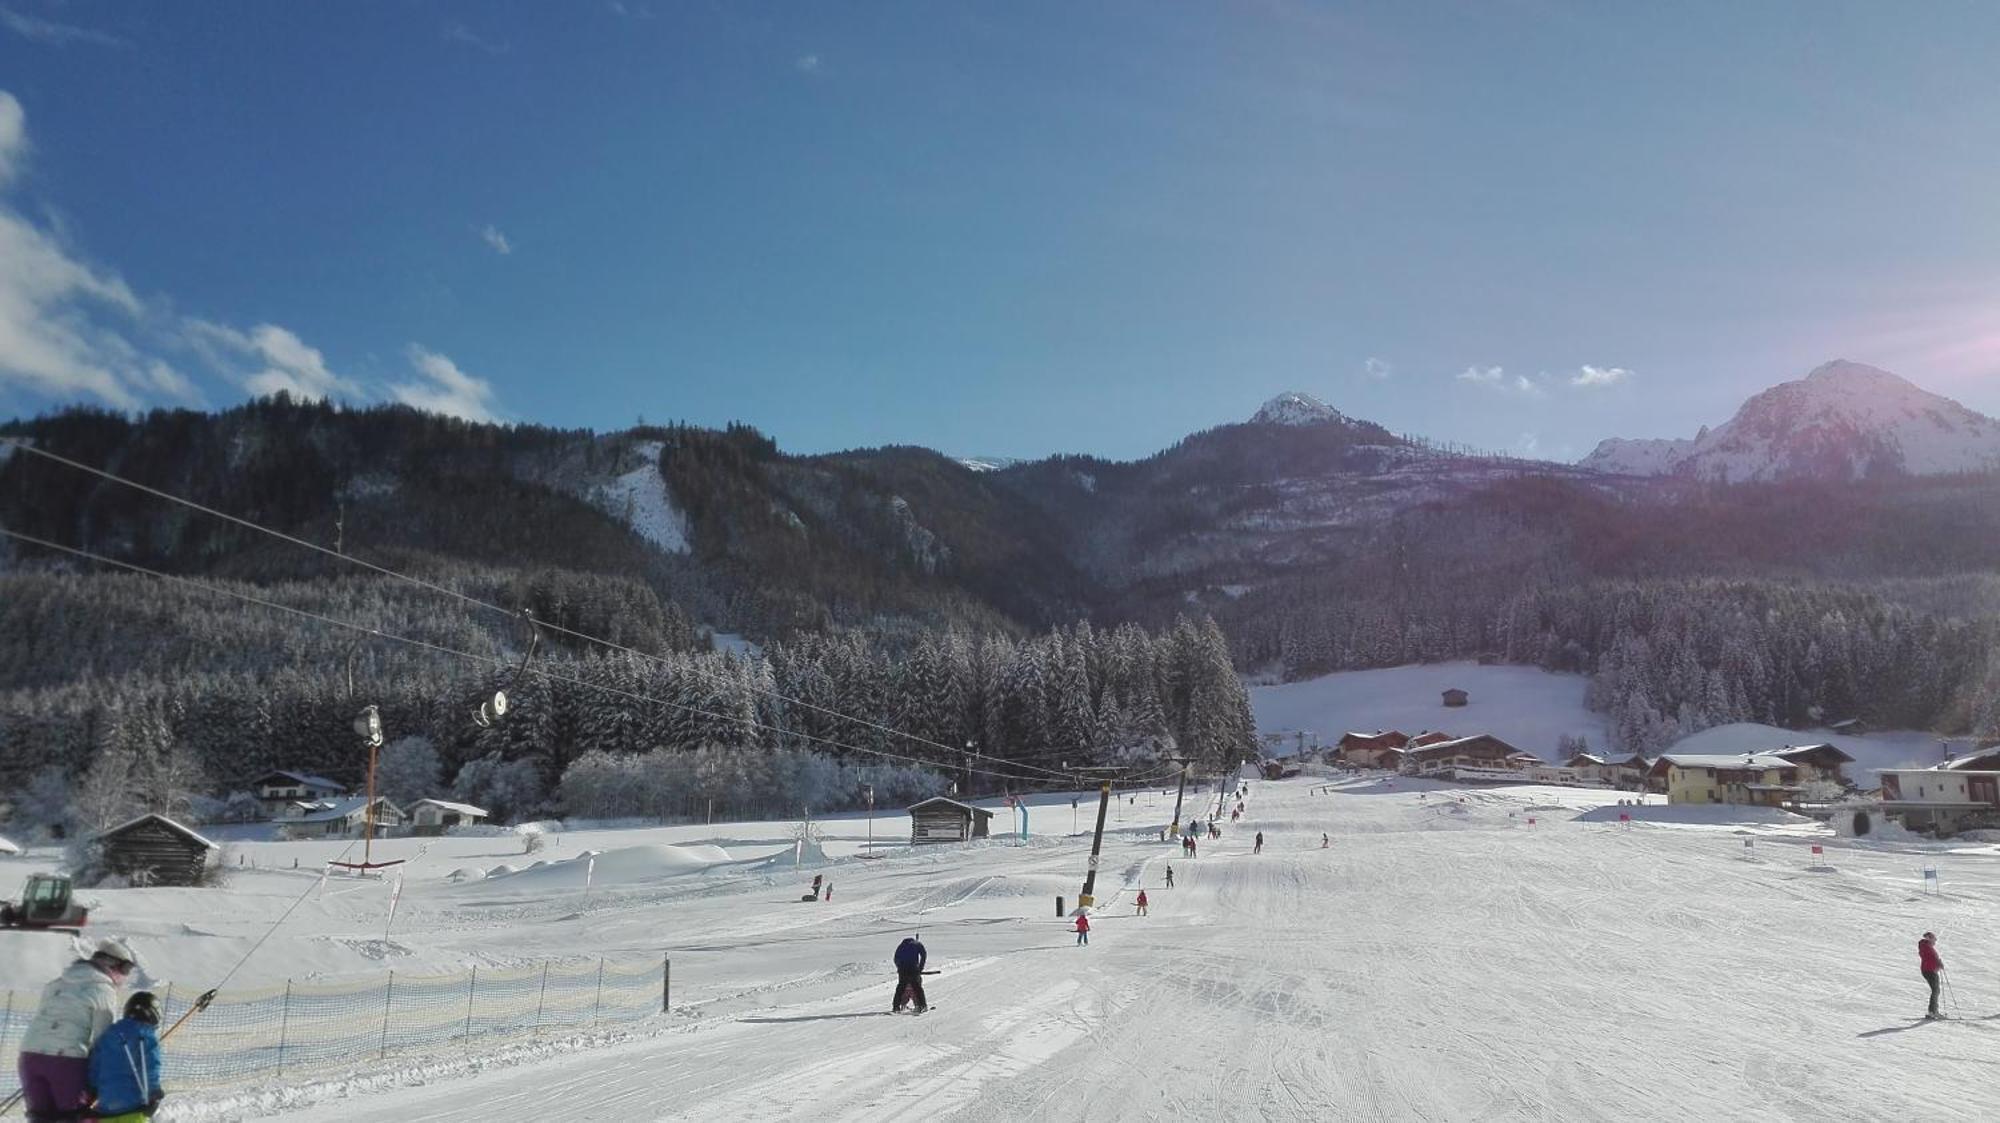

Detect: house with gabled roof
[279, 796, 404, 840]
[1337, 730, 1410, 770]
[1403, 734, 1530, 778]
[253, 770, 348, 820]
[1649, 754, 1804, 806]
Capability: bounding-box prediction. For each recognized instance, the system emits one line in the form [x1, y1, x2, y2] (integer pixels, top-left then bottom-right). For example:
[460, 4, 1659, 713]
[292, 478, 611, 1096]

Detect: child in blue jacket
[87, 991, 164, 1121]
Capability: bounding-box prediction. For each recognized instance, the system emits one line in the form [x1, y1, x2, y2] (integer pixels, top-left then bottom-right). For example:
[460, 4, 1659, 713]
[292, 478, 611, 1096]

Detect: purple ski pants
[17, 1051, 90, 1121]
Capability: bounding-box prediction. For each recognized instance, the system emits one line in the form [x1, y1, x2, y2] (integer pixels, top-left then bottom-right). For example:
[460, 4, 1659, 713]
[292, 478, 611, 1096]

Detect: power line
[0, 436, 1090, 782]
[0, 526, 1180, 790]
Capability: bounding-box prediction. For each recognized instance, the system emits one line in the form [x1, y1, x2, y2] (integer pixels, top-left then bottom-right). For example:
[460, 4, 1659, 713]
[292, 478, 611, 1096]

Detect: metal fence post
[463, 966, 477, 1048]
[379, 971, 395, 1061]
[593, 958, 605, 1025]
[533, 961, 550, 1037]
[663, 956, 671, 1015]
[277, 980, 292, 1077]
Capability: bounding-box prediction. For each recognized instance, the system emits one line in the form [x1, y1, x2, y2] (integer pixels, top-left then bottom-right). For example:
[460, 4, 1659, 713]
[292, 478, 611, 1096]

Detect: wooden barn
[1441, 688, 1469, 708]
[94, 814, 218, 887]
[908, 797, 995, 845]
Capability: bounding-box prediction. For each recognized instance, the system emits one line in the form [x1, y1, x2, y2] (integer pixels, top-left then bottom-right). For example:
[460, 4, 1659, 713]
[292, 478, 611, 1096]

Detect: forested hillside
[4, 394, 1999, 838]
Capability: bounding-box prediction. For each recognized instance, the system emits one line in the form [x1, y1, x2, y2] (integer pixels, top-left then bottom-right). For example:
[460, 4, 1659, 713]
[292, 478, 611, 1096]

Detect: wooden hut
[908, 797, 995, 845]
[94, 814, 218, 887]
[1442, 688, 1469, 708]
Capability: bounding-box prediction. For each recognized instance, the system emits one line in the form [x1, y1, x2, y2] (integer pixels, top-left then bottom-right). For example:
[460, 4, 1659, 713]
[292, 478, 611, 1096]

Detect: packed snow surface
[11, 776, 1999, 1120]
[1250, 662, 1608, 757]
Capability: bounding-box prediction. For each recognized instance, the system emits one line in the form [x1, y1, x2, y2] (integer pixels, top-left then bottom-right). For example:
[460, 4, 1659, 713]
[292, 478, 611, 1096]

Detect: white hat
[93, 937, 138, 967]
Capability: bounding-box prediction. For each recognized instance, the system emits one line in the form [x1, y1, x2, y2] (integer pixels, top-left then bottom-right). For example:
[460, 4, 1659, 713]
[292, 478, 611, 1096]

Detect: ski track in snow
[95, 778, 2000, 1121]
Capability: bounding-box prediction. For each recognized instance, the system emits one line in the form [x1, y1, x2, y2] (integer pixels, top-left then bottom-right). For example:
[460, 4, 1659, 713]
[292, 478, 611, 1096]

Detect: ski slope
[14, 778, 1997, 1120]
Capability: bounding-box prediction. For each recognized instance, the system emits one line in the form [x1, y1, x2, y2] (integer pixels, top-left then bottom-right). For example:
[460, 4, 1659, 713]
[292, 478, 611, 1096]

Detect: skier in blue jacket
[892, 935, 928, 1013]
[87, 991, 163, 1121]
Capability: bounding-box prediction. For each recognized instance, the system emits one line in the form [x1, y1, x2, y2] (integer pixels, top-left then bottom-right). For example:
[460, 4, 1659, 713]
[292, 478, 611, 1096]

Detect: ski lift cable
[0, 438, 1088, 782]
[0, 526, 1138, 788]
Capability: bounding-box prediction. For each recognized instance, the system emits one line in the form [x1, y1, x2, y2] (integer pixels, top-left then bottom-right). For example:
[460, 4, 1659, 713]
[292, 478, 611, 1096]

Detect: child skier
[86, 991, 164, 1123]
[1919, 932, 1944, 1019]
[1074, 912, 1090, 946]
[1165, 864, 1175, 888]
[1321, 833, 1329, 849]
[1135, 890, 1148, 916]
[1254, 831, 1264, 854]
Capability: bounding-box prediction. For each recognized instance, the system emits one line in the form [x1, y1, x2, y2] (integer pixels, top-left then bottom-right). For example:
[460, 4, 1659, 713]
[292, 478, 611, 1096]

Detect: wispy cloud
[185, 320, 359, 402]
[1363, 356, 1393, 380]
[391, 345, 500, 422]
[1571, 364, 1633, 388]
[479, 224, 513, 256]
[0, 6, 128, 48]
[445, 22, 510, 55]
[0, 89, 22, 185]
[0, 86, 502, 421]
[795, 54, 823, 75]
[0, 91, 206, 409]
[1456, 365, 1546, 397]
[606, 1, 654, 17]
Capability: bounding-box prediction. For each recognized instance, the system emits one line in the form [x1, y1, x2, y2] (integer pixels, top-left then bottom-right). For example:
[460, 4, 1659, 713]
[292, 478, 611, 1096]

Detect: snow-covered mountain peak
[1580, 361, 2000, 482]
[1252, 392, 1345, 427]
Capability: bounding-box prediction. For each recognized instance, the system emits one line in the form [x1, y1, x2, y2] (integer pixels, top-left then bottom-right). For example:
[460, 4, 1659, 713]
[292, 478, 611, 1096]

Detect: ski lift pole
[1168, 758, 1192, 837]
[1077, 781, 1113, 908]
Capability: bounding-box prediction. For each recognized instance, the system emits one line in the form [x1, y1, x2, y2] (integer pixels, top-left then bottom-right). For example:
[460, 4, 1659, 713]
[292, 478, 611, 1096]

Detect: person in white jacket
[16, 938, 136, 1122]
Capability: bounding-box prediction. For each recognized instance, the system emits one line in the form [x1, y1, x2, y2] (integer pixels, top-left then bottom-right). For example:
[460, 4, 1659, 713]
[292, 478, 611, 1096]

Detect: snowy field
[1251, 663, 1948, 784]
[1249, 662, 1609, 756]
[10, 777, 2000, 1121]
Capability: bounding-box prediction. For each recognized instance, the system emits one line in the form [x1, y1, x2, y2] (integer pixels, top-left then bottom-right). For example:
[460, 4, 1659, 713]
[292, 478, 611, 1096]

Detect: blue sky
[2, 2, 1997, 461]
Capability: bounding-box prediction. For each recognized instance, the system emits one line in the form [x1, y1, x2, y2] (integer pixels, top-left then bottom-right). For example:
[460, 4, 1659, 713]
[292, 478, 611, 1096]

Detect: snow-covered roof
[411, 799, 489, 818]
[1943, 745, 2000, 771]
[1657, 753, 1798, 771]
[0, 834, 20, 855]
[257, 770, 346, 792]
[95, 813, 218, 850]
[290, 796, 400, 824]
[1408, 734, 1521, 757]
[1567, 754, 1607, 766]
[907, 796, 994, 817]
[1768, 743, 1853, 764]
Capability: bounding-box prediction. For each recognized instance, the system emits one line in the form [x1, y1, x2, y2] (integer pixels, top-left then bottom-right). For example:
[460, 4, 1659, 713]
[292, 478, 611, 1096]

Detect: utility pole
[1168, 758, 1192, 837]
[1077, 781, 1113, 908]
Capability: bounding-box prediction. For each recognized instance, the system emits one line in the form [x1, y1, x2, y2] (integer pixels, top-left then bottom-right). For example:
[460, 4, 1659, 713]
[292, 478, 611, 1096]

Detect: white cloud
[1455, 365, 1550, 397]
[1363, 356, 1393, 380]
[0, 91, 183, 409]
[1, 6, 128, 48]
[0, 90, 24, 185]
[479, 224, 513, 255]
[1571, 364, 1633, 388]
[390, 345, 500, 422]
[185, 319, 359, 402]
[445, 22, 510, 55]
[795, 54, 823, 75]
